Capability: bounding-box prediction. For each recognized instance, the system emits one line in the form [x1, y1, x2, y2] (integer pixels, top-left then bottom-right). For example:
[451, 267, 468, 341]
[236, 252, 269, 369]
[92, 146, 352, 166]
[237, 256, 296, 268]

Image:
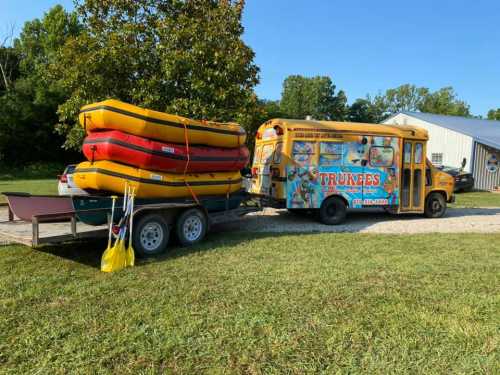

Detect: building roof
[387, 111, 500, 150]
[261, 118, 428, 140]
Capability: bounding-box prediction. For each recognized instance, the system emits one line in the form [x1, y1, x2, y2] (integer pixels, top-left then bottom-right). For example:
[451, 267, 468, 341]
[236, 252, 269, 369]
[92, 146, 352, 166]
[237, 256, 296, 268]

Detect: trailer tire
[176, 208, 207, 246]
[133, 213, 170, 257]
[424, 192, 447, 218]
[318, 196, 347, 225]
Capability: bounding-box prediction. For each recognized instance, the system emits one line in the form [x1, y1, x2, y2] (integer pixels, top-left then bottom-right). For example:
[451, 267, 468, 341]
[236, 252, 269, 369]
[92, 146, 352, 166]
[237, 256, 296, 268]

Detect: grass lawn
[0, 163, 61, 203]
[0, 233, 498, 374]
[0, 179, 57, 203]
[451, 191, 500, 208]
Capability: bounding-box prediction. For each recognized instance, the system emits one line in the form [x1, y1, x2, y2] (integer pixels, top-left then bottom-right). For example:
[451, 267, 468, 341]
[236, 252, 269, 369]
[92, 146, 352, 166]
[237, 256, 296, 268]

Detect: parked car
[438, 166, 474, 192]
[58, 164, 88, 196]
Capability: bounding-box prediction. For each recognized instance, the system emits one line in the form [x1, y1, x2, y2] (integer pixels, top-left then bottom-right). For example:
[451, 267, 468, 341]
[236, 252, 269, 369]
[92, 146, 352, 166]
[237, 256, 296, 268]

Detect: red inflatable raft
[82, 130, 249, 173]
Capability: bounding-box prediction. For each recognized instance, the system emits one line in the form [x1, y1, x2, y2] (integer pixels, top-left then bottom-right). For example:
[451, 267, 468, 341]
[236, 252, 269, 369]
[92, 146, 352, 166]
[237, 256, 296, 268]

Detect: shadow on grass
[33, 206, 500, 270]
[37, 238, 107, 269]
[35, 231, 303, 270]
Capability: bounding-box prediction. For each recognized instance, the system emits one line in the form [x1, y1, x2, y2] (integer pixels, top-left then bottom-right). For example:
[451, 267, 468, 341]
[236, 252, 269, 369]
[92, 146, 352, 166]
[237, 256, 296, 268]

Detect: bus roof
[258, 119, 429, 140]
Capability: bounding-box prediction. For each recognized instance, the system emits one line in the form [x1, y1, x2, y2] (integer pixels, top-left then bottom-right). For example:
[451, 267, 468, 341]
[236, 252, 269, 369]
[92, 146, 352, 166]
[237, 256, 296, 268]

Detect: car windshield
[441, 166, 459, 173]
[65, 165, 76, 174]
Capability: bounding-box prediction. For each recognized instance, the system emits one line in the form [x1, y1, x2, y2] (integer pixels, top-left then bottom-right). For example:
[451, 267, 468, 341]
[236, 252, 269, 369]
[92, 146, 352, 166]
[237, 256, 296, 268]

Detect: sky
[1, 0, 499, 116]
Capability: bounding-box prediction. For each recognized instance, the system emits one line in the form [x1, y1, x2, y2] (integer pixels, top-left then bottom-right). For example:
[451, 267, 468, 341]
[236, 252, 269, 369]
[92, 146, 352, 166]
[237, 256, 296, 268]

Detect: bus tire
[318, 197, 347, 225]
[133, 213, 170, 257]
[176, 208, 207, 247]
[424, 192, 447, 218]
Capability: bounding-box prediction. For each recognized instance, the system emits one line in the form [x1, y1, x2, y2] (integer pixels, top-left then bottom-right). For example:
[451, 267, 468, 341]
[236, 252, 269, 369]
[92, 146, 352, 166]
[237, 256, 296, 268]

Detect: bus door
[401, 140, 425, 211]
[256, 143, 275, 195]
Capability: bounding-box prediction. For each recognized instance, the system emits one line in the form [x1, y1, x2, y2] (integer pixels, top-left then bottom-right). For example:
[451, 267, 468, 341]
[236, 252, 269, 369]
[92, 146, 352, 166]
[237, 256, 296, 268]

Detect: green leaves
[487, 108, 500, 120]
[349, 85, 472, 124]
[52, 0, 259, 150]
[280, 75, 348, 121]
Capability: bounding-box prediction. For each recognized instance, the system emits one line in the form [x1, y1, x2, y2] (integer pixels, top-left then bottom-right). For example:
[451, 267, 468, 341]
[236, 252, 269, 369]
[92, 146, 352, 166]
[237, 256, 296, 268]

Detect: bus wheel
[176, 208, 208, 246]
[133, 213, 170, 257]
[318, 197, 347, 225]
[424, 192, 447, 218]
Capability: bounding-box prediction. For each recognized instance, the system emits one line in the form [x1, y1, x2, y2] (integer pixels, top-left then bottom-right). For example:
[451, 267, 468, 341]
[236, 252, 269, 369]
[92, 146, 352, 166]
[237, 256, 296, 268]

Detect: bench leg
[32, 218, 39, 247]
[71, 216, 77, 237]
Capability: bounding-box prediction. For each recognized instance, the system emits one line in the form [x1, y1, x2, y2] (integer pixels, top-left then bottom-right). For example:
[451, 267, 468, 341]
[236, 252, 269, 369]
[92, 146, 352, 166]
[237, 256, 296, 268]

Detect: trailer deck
[0, 205, 107, 247]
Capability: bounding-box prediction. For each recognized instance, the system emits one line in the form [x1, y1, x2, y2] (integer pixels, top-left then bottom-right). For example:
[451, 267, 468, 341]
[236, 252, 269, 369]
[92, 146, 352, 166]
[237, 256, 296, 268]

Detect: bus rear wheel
[424, 192, 447, 218]
[318, 197, 347, 225]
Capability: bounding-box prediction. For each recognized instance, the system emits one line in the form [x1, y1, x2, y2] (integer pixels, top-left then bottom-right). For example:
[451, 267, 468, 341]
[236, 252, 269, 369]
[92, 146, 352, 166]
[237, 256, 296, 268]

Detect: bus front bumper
[448, 194, 456, 203]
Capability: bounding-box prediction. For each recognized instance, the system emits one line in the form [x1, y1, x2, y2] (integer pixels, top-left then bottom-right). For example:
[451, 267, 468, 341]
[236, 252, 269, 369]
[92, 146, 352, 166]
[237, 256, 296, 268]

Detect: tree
[280, 75, 347, 121]
[487, 108, 500, 121]
[381, 84, 429, 113]
[419, 87, 470, 116]
[0, 24, 17, 92]
[351, 84, 472, 124]
[52, 0, 259, 150]
[348, 97, 386, 123]
[0, 6, 81, 165]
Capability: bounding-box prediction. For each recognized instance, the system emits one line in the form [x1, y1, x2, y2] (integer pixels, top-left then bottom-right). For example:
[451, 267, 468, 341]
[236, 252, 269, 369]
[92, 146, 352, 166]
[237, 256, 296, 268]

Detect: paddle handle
[107, 196, 117, 248]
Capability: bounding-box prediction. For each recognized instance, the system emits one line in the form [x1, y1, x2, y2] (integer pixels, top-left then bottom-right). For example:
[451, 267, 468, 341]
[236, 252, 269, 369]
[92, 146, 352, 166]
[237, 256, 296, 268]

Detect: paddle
[125, 188, 135, 267]
[101, 195, 117, 272]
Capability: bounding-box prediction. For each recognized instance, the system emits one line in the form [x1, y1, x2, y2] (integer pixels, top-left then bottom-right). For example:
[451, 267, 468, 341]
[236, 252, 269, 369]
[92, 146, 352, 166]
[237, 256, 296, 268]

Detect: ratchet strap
[182, 119, 200, 205]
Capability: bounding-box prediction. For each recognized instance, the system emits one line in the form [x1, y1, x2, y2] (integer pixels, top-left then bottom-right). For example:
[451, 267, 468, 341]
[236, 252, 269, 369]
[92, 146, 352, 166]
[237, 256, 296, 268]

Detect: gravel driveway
[215, 207, 500, 234]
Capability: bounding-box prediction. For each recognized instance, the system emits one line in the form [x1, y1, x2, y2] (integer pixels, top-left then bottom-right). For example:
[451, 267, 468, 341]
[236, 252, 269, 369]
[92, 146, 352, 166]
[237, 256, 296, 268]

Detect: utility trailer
[1, 192, 261, 256]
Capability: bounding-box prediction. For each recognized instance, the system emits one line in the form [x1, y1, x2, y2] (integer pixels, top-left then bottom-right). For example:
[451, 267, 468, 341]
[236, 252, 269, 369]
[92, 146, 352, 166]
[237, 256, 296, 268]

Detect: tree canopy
[52, 0, 259, 150]
[280, 75, 347, 121]
[347, 84, 471, 123]
[487, 108, 500, 121]
[0, 5, 80, 164]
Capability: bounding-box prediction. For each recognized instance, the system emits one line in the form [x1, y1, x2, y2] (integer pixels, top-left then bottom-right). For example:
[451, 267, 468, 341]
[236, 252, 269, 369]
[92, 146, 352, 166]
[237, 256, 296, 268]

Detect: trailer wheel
[133, 213, 170, 257]
[424, 192, 447, 218]
[176, 208, 207, 246]
[318, 196, 347, 225]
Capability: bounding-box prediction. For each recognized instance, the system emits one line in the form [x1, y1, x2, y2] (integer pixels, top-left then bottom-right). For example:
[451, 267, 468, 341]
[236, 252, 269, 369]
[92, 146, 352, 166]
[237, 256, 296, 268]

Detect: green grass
[0, 233, 498, 374]
[0, 179, 57, 203]
[451, 191, 500, 208]
[0, 162, 61, 203]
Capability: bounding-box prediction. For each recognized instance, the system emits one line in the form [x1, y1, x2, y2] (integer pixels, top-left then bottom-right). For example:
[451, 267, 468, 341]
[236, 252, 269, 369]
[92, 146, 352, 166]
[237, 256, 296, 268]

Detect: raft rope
[182, 119, 200, 205]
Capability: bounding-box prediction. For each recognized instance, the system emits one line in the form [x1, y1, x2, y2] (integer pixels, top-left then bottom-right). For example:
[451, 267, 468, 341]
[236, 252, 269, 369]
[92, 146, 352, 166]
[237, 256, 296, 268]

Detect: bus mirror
[362, 137, 368, 145]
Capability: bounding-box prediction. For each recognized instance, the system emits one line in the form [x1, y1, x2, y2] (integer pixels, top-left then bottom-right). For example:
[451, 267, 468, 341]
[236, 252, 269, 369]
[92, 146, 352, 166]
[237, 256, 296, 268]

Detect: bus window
[273, 142, 283, 164]
[413, 169, 422, 206]
[319, 142, 343, 166]
[261, 144, 274, 165]
[253, 146, 262, 165]
[369, 146, 394, 167]
[404, 142, 412, 163]
[415, 143, 423, 164]
[292, 141, 316, 166]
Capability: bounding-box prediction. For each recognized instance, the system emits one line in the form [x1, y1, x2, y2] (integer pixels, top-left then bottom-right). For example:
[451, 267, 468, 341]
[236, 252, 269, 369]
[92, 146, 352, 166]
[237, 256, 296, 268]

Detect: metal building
[383, 112, 500, 191]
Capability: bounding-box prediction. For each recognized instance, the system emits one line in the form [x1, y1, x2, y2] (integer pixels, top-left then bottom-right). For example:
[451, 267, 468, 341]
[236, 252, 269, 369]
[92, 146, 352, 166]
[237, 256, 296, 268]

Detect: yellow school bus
[250, 119, 455, 224]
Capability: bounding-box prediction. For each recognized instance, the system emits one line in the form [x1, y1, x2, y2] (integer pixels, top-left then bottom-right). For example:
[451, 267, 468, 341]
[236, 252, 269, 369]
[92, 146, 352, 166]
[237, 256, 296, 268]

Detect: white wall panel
[383, 114, 474, 172]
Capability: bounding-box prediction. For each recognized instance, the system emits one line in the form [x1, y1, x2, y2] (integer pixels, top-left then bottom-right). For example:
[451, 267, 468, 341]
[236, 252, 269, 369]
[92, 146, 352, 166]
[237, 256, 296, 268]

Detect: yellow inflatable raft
[79, 99, 246, 148]
[74, 161, 243, 198]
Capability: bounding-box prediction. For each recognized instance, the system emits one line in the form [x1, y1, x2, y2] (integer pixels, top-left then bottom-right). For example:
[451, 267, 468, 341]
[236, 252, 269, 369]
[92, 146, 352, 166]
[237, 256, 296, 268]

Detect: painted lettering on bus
[319, 172, 381, 187]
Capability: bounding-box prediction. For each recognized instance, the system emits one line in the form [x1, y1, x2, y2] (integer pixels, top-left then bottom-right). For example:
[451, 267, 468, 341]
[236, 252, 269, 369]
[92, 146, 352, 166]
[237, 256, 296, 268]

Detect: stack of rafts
[74, 99, 249, 198]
